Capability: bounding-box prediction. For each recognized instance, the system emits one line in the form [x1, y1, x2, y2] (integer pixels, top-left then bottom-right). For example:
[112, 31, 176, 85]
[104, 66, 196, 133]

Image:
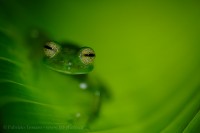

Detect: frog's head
[43, 41, 95, 74]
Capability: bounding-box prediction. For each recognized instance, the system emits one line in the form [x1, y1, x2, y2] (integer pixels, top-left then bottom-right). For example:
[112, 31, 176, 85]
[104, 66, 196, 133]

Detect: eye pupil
[44, 45, 53, 50]
[84, 53, 95, 57]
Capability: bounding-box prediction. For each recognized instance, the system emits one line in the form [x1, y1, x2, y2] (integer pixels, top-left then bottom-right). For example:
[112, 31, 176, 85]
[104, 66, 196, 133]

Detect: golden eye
[80, 48, 95, 65]
[44, 42, 60, 58]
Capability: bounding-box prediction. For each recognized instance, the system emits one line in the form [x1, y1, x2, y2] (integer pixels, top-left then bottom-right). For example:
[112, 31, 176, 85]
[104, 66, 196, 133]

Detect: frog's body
[26, 29, 107, 127]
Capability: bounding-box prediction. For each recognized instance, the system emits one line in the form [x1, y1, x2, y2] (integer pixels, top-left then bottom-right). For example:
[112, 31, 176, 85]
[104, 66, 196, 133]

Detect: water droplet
[80, 82, 87, 90]
[68, 62, 72, 66]
[76, 113, 81, 118]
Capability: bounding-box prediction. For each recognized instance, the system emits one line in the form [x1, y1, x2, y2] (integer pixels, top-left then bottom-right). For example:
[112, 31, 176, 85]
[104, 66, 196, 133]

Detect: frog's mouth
[44, 63, 94, 75]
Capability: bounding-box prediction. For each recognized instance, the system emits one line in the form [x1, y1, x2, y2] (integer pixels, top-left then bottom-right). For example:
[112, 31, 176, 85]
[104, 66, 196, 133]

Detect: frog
[24, 29, 110, 130]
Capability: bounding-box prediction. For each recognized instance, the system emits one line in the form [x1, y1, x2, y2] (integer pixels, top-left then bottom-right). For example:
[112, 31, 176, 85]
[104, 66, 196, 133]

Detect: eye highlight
[80, 48, 95, 65]
[44, 42, 60, 58]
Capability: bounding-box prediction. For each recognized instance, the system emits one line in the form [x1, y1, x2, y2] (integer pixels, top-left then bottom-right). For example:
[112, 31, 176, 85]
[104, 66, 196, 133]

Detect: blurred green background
[0, 0, 200, 132]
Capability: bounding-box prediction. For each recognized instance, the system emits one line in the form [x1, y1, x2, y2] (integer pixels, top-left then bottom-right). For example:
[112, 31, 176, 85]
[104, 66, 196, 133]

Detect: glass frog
[23, 29, 110, 130]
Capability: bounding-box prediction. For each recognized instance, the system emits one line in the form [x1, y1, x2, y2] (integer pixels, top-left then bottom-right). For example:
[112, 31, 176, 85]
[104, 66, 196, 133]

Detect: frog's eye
[44, 42, 60, 58]
[80, 48, 95, 65]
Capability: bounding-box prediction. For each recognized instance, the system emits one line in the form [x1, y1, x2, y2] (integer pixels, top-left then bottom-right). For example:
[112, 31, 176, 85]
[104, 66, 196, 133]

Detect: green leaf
[1, 0, 200, 133]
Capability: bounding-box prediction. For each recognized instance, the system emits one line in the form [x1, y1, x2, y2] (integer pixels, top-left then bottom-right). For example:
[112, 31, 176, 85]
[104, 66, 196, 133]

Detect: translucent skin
[42, 42, 105, 124]
[43, 42, 94, 74]
[27, 30, 107, 125]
